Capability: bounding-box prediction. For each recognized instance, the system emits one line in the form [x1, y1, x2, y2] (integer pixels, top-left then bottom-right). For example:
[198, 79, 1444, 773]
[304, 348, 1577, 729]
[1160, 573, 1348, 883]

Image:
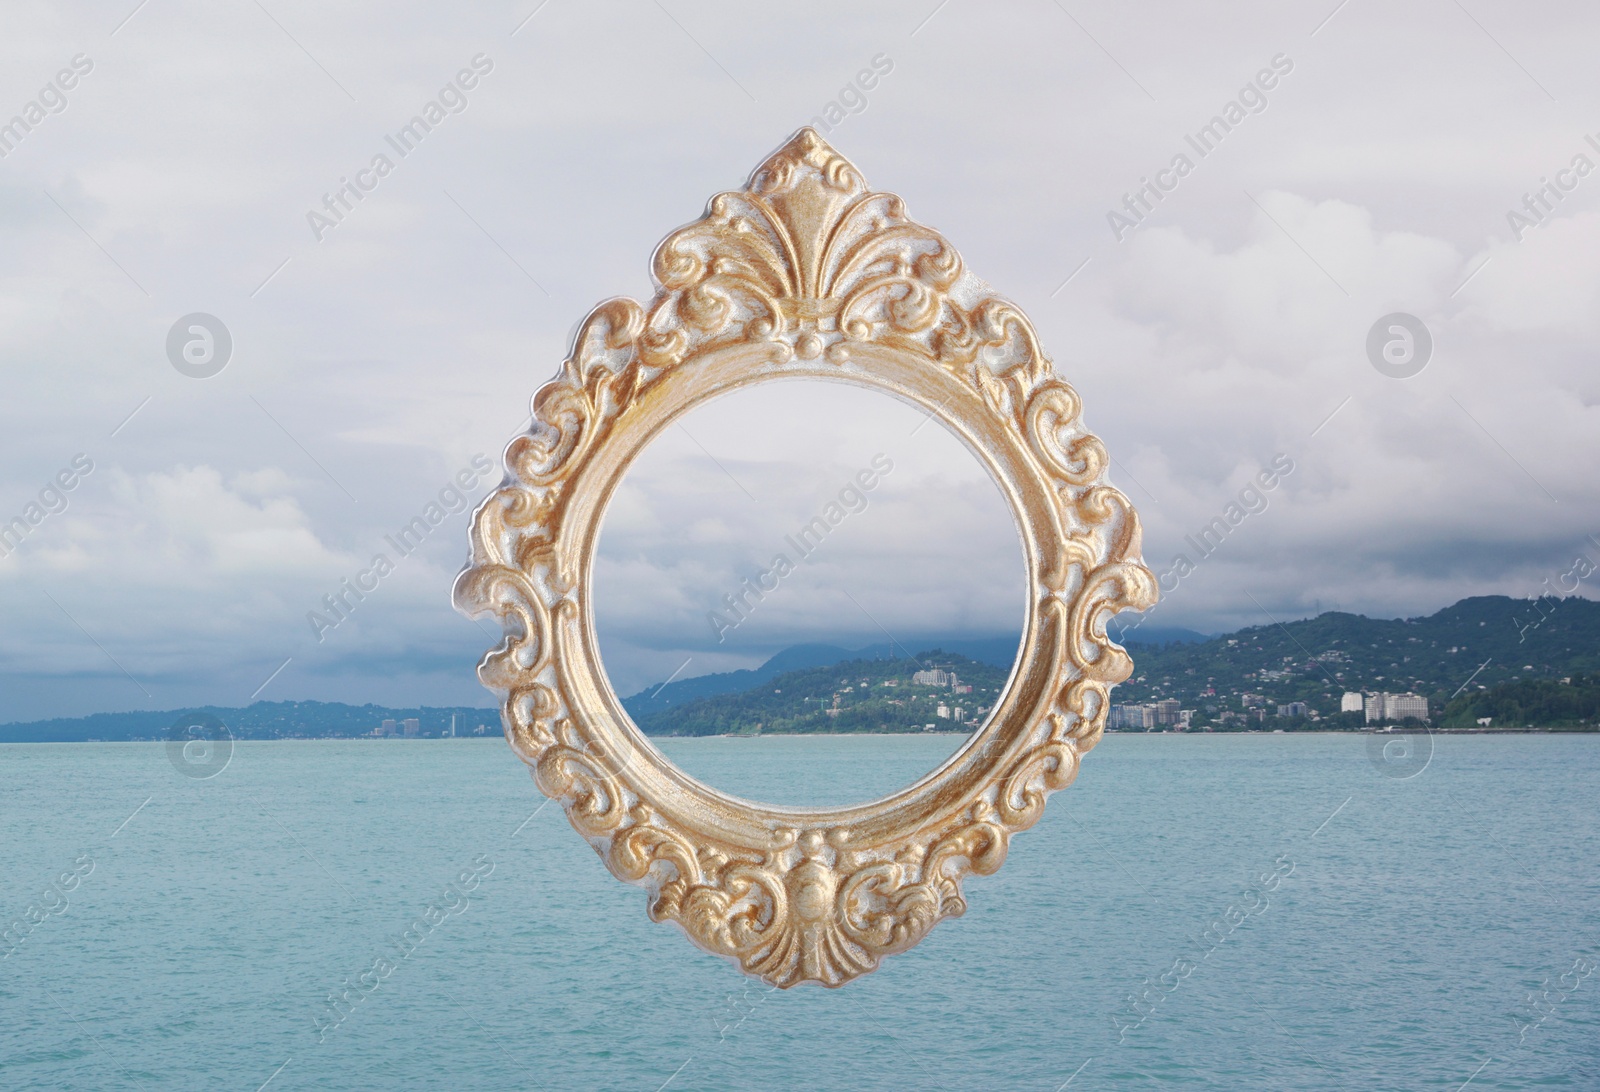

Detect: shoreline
[4, 726, 1596, 745]
[650, 727, 1597, 738]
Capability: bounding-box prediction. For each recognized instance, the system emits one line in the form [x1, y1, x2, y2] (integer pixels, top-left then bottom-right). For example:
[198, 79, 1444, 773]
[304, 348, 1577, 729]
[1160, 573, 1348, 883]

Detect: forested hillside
[634, 652, 1006, 736]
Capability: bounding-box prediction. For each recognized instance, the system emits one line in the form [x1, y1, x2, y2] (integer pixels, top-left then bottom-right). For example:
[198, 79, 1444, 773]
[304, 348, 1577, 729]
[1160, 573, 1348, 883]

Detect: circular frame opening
[588, 374, 1030, 807]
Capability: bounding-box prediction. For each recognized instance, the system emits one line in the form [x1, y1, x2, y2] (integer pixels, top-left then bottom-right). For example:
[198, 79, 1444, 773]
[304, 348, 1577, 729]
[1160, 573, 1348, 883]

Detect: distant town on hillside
[630, 652, 1009, 737]
[1104, 594, 1599, 731]
[1, 595, 1596, 742]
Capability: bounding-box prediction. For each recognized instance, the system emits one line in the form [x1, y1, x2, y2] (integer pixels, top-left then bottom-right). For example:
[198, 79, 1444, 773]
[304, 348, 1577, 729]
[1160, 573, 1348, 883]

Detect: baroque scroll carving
[455, 128, 1156, 987]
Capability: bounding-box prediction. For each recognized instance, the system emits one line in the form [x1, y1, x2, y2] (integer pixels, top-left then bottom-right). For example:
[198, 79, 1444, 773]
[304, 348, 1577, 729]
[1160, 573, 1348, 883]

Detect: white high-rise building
[1109, 703, 1158, 729]
[1341, 692, 1364, 713]
[1364, 692, 1429, 723]
[1385, 693, 1429, 721]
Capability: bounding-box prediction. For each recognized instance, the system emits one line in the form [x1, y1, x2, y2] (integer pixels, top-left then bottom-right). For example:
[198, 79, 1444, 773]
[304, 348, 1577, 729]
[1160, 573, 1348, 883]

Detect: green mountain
[621, 636, 1027, 722]
[1438, 674, 1600, 729]
[1110, 595, 1600, 727]
[635, 595, 1600, 735]
[3, 595, 1593, 741]
[633, 651, 1007, 737]
[620, 630, 1208, 723]
[0, 701, 497, 744]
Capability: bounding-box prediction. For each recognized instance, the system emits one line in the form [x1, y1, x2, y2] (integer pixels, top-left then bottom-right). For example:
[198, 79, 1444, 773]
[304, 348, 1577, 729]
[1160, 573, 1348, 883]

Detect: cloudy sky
[2, 0, 1596, 722]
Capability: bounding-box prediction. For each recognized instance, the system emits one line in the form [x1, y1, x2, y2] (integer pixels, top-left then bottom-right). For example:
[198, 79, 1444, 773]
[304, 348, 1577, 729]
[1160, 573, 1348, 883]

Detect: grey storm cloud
[1, 0, 1596, 720]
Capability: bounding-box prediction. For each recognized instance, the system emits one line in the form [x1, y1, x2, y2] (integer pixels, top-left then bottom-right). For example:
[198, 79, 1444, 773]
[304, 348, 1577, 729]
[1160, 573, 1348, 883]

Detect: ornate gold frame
[453, 129, 1155, 987]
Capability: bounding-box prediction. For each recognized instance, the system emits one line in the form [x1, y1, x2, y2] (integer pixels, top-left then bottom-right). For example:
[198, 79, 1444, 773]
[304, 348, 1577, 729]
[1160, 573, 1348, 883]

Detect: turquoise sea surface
[2, 733, 1597, 1089]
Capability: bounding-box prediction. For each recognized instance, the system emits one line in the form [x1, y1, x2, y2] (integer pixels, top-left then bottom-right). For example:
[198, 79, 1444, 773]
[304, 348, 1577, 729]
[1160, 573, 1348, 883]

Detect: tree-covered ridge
[1438, 674, 1600, 729]
[1111, 595, 1600, 727]
[0, 701, 496, 743]
[7, 596, 1596, 740]
[633, 651, 1009, 737]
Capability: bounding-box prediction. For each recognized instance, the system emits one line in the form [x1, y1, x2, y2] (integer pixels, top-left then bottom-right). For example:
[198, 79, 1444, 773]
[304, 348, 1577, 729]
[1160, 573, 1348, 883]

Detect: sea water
[1, 733, 1596, 1089]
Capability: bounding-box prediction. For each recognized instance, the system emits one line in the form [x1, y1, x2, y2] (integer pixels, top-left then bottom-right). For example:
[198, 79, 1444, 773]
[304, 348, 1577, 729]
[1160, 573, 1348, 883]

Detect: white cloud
[1466, 211, 1600, 336]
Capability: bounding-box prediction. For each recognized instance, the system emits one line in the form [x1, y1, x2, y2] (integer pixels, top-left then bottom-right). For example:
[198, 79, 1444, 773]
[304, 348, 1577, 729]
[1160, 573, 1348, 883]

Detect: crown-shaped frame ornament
[454, 128, 1156, 988]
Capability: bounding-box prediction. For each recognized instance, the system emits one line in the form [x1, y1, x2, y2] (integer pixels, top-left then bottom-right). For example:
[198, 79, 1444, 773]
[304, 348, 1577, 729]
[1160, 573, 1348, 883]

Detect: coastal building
[381, 719, 397, 737]
[1277, 701, 1308, 718]
[936, 703, 951, 719]
[1108, 699, 1189, 730]
[1385, 693, 1429, 722]
[402, 717, 420, 737]
[1340, 692, 1364, 713]
[1109, 703, 1156, 729]
[1364, 692, 1429, 724]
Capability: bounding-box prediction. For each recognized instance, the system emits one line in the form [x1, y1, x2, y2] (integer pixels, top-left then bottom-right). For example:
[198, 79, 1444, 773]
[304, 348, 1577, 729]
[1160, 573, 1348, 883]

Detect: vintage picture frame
[454, 128, 1156, 987]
